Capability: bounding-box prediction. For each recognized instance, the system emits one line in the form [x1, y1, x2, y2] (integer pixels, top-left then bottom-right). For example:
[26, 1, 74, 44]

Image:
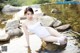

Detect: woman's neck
[27, 17, 33, 21]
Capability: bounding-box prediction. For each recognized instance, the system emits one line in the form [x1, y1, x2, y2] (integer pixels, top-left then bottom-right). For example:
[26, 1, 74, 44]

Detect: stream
[0, 6, 80, 53]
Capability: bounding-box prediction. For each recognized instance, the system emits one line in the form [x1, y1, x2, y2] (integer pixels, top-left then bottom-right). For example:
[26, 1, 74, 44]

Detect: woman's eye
[27, 14, 32, 15]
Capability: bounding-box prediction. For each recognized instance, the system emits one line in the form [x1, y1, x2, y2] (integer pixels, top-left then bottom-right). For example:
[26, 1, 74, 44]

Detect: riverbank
[41, 3, 80, 32]
[0, 3, 80, 53]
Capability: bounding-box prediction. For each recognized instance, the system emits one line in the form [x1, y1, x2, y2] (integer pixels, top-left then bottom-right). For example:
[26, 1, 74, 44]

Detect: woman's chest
[26, 19, 38, 25]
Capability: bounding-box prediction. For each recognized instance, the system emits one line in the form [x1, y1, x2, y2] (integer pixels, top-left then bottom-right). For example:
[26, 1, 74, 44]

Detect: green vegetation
[0, 0, 80, 32]
[0, 0, 51, 11]
[33, 0, 50, 4]
[0, 0, 50, 28]
[41, 3, 80, 32]
[0, 0, 51, 6]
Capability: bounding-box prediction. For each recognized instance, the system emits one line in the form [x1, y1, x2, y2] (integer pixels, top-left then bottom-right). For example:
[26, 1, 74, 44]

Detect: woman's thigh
[45, 27, 63, 37]
[41, 35, 67, 45]
[41, 36, 58, 42]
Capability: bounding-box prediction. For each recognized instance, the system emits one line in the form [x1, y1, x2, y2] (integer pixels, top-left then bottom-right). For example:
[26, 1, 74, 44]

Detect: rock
[31, 4, 43, 16]
[0, 18, 7, 24]
[13, 8, 27, 20]
[38, 42, 66, 53]
[1, 21, 7, 24]
[7, 28, 23, 38]
[0, 18, 7, 22]
[51, 8, 61, 14]
[2, 4, 21, 15]
[0, 30, 10, 41]
[5, 20, 23, 38]
[13, 4, 42, 20]
[39, 15, 55, 26]
[5, 20, 20, 32]
[53, 20, 62, 27]
[55, 24, 70, 31]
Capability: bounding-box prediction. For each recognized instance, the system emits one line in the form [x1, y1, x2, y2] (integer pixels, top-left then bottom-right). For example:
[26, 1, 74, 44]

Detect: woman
[22, 7, 67, 45]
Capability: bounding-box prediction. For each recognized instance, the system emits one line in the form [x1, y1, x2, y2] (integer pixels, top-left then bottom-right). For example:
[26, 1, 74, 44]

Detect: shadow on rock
[37, 42, 67, 53]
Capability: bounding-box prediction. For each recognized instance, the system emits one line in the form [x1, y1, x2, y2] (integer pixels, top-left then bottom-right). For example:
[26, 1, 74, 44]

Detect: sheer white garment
[26, 21, 50, 38]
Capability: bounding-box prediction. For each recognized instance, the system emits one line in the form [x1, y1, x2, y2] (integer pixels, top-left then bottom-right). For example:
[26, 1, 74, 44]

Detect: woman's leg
[46, 27, 63, 37]
[41, 36, 58, 42]
[44, 27, 67, 45]
[41, 35, 67, 45]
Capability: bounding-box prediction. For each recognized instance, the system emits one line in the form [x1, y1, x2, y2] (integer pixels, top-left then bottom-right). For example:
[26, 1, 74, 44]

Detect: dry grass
[41, 3, 80, 32]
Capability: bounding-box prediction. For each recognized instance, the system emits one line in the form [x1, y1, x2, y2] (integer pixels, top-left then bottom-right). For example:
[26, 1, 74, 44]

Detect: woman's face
[25, 11, 33, 20]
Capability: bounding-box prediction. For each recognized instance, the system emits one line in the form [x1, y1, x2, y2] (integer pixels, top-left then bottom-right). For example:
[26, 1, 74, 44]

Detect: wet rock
[0, 30, 10, 41]
[38, 42, 67, 53]
[5, 20, 23, 38]
[2, 4, 21, 15]
[55, 24, 70, 31]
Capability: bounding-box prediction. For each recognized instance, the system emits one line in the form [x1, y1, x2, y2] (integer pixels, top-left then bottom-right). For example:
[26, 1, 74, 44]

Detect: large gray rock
[5, 20, 20, 32]
[55, 24, 70, 31]
[0, 30, 10, 41]
[7, 28, 23, 38]
[2, 4, 21, 15]
[5, 20, 23, 38]
[39, 15, 55, 26]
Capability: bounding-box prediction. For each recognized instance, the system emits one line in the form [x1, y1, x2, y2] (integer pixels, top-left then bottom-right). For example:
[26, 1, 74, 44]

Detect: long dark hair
[24, 7, 34, 15]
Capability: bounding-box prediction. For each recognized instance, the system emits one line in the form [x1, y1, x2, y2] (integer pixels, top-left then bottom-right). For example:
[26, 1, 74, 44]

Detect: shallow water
[38, 31, 80, 53]
[0, 12, 80, 53]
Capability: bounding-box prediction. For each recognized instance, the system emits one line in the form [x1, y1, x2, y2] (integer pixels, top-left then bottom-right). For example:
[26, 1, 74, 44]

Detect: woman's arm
[22, 23, 29, 43]
[22, 23, 31, 52]
[22, 23, 28, 35]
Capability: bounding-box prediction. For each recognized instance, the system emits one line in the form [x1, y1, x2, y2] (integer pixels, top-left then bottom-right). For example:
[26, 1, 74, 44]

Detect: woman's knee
[41, 36, 58, 42]
[58, 36, 67, 45]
